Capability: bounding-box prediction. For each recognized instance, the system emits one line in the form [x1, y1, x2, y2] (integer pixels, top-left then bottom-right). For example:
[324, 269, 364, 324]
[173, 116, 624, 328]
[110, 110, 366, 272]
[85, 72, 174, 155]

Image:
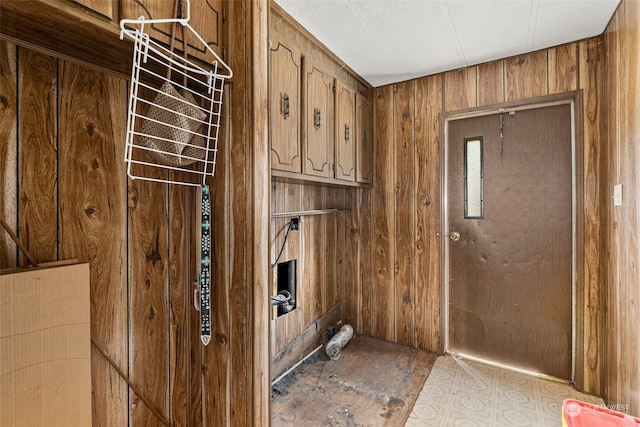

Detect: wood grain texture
[477, 60, 504, 107]
[0, 42, 18, 269]
[269, 32, 301, 173]
[128, 173, 169, 427]
[444, 67, 477, 111]
[250, 1, 271, 424]
[394, 81, 416, 347]
[414, 74, 443, 353]
[368, 40, 605, 380]
[578, 36, 604, 395]
[227, 1, 251, 424]
[119, 0, 222, 60]
[270, 3, 371, 98]
[372, 85, 396, 342]
[57, 60, 129, 427]
[505, 51, 549, 101]
[549, 43, 578, 94]
[168, 182, 192, 427]
[356, 94, 373, 184]
[603, 0, 640, 414]
[335, 80, 356, 181]
[339, 190, 359, 330]
[18, 48, 57, 265]
[73, 0, 114, 19]
[302, 58, 334, 178]
[357, 188, 372, 335]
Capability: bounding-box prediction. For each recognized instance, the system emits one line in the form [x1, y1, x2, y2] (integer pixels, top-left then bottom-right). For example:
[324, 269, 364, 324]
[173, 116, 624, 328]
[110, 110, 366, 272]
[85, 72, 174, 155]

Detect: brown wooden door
[447, 104, 573, 380]
[302, 58, 334, 177]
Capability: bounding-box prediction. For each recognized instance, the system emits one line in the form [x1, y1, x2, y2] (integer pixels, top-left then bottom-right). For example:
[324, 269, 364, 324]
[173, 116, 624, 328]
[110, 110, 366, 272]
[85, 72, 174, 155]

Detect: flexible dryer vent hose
[326, 324, 354, 360]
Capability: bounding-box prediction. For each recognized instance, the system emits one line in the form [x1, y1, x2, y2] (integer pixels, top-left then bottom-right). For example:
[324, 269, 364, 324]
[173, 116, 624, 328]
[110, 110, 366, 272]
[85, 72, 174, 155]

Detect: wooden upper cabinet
[356, 94, 373, 184]
[71, 0, 115, 19]
[269, 33, 301, 173]
[302, 59, 334, 178]
[120, 0, 222, 61]
[334, 80, 356, 182]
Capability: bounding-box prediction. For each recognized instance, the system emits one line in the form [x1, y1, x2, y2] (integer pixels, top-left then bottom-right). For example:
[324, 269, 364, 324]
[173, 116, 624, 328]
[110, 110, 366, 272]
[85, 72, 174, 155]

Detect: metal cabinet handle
[283, 93, 290, 119]
[314, 108, 321, 130]
[345, 124, 350, 142]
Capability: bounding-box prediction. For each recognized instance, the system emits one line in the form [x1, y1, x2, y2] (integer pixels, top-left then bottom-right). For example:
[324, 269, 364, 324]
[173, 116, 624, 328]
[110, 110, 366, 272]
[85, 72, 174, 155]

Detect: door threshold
[446, 351, 573, 385]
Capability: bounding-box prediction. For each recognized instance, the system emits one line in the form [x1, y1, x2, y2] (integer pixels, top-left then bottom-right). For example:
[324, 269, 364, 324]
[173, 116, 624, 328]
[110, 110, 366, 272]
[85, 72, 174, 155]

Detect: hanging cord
[271, 219, 295, 269]
[91, 339, 171, 427]
[0, 216, 39, 267]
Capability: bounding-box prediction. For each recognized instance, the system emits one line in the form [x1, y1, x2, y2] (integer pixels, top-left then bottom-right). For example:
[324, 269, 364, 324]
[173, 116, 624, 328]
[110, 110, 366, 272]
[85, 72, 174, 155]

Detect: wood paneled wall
[603, 0, 640, 415]
[0, 0, 270, 421]
[366, 38, 605, 394]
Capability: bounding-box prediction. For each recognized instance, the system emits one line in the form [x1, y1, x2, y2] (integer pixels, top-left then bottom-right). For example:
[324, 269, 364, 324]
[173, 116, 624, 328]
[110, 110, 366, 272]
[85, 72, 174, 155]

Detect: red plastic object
[563, 399, 640, 427]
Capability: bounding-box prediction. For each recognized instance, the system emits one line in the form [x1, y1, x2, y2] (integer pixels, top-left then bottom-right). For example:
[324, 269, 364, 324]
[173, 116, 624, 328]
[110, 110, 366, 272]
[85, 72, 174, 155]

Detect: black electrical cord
[271, 219, 295, 269]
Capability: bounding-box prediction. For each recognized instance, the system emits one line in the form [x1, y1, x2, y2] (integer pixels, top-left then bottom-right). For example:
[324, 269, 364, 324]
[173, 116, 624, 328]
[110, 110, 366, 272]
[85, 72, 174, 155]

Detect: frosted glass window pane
[465, 138, 483, 218]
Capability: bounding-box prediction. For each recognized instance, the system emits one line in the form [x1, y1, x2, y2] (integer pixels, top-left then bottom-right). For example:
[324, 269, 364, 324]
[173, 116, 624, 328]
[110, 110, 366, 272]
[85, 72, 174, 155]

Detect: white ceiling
[273, 0, 620, 87]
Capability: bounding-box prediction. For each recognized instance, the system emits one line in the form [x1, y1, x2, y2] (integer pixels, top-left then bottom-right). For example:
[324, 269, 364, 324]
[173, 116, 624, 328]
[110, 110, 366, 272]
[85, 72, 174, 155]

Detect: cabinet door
[269, 33, 301, 173]
[71, 0, 115, 19]
[356, 94, 373, 184]
[120, 0, 222, 61]
[334, 81, 356, 181]
[302, 59, 334, 177]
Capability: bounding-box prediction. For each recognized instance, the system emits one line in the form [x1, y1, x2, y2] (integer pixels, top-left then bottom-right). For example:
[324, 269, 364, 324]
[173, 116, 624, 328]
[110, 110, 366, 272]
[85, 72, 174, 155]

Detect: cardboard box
[0, 263, 92, 426]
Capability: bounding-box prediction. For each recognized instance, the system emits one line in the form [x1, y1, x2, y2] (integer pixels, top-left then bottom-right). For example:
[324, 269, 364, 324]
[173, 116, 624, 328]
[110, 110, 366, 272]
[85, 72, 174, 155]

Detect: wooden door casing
[447, 103, 573, 380]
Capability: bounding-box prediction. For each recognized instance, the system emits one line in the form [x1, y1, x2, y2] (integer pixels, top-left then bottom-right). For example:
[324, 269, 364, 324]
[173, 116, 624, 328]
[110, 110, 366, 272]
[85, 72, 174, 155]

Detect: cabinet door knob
[345, 124, 350, 142]
[283, 93, 290, 119]
[314, 108, 321, 130]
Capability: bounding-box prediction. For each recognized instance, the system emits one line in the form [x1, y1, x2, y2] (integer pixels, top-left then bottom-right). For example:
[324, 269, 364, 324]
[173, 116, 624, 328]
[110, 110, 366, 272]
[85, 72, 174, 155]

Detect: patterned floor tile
[406, 355, 605, 426]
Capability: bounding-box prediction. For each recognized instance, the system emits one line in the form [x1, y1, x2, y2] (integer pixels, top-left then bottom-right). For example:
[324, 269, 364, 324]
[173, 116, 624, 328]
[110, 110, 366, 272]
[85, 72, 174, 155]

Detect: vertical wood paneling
[0, 42, 17, 269]
[578, 36, 604, 395]
[325, 187, 340, 313]
[604, 0, 640, 414]
[204, 82, 231, 425]
[168, 182, 193, 427]
[1, 0, 269, 421]
[227, 1, 252, 424]
[369, 39, 606, 390]
[340, 190, 359, 329]
[18, 48, 57, 265]
[57, 60, 129, 427]
[549, 43, 578, 94]
[394, 81, 416, 346]
[358, 188, 372, 335]
[444, 67, 477, 111]
[414, 74, 443, 353]
[128, 174, 169, 427]
[250, 0, 271, 423]
[604, 10, 621, 405]
[477, 60, 504, 107]
[505, 51, 549, 101]
[373, 85, 396, 341]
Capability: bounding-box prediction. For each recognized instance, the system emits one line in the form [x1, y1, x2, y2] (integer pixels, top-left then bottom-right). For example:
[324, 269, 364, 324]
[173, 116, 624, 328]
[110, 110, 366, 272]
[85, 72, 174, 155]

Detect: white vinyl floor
[405, 355, 604, 427]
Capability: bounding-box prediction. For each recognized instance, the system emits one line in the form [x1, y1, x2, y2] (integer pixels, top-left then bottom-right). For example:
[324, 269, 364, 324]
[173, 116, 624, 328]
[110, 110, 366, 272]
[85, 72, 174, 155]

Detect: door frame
[440, 91, 584, 383]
